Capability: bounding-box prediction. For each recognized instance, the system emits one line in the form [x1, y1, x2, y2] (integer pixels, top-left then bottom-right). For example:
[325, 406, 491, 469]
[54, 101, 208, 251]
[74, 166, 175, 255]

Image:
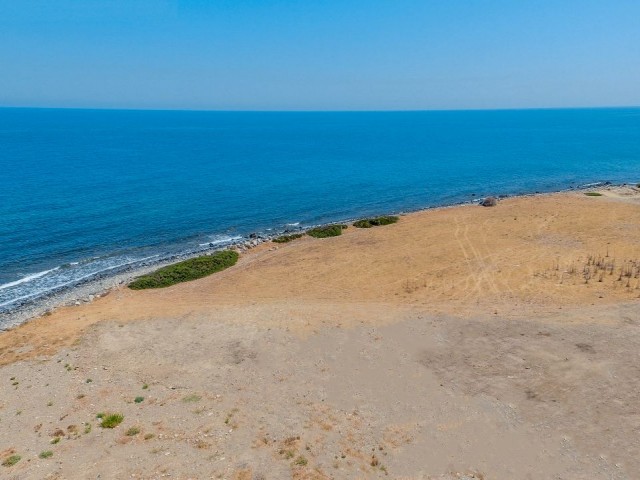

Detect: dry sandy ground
[0, 187, 639, 479]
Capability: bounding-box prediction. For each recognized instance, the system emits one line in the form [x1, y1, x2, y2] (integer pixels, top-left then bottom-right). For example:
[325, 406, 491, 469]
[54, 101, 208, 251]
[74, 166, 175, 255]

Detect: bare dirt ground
[1, 187, 639, 479]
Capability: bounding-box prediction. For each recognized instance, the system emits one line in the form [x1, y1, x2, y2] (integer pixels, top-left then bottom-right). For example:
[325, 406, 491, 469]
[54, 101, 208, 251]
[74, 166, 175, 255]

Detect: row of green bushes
[298, 215, 399, 239]
[128, 215, 399, 290]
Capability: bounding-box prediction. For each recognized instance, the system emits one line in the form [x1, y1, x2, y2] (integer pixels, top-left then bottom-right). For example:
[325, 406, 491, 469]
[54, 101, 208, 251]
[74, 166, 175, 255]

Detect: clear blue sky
[1, 0, 639, 110]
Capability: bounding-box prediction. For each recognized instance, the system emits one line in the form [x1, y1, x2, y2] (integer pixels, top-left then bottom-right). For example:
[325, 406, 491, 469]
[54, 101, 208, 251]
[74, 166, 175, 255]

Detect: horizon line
[1, 104, 639, 114]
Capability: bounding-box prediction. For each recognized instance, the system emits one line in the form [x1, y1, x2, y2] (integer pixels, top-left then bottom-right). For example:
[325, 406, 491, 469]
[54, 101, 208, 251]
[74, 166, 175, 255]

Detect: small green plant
[284, 450, 295, 459]
[273, 233, 304, 243]
[39, 451, 53, 459]
[2, 455, 20, 467]
[84, 423, 92, 434]
[100, 413, 124, 429]
[294, 455, 308, 466]
[144, 433, 155, 440]
[182, 394, 201, 403]
[353, 216, 399, 228]
[86, 378, 93, 383]
[50, 437, 60, 445]
[584, 192, 603, 196]
[129, 250, 239, 289]
[47, 401, 53, 406]
[307, 225, 347, 238]
[134, 396, 144, 403]
[96, 412, 105, 419]
[125, 426, 140, 436]
[142, 384, 149, 390]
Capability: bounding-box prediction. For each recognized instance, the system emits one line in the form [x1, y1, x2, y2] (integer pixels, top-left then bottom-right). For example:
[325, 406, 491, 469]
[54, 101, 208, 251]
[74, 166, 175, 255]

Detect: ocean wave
[0, 267, 60, 291]
[198, 235, 242, 247]
[0, 254, 159, 309]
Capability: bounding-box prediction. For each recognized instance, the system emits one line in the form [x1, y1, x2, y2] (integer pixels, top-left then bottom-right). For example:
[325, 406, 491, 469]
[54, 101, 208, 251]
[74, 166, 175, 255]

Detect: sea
[1, 107, 639, 320]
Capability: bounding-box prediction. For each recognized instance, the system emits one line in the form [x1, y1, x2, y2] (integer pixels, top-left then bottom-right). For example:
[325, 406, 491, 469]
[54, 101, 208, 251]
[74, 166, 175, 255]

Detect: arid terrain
[1, 187, 639, 479]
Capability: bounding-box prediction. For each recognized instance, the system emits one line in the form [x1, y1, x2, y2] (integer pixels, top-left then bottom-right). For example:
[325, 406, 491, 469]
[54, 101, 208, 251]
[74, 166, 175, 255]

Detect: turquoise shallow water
[1, 107, 639, 314]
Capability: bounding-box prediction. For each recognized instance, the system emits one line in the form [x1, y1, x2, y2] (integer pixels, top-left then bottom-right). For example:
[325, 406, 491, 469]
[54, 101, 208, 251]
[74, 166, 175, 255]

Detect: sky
[0, 0, 639, 111]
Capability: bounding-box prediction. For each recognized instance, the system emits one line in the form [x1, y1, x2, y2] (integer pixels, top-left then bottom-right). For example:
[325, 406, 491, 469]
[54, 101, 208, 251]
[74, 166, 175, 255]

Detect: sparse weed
[182, 394, 201, 403]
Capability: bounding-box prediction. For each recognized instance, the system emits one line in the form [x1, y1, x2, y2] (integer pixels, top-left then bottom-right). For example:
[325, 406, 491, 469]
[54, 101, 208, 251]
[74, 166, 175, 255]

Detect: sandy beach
[1, 187, 639, 479]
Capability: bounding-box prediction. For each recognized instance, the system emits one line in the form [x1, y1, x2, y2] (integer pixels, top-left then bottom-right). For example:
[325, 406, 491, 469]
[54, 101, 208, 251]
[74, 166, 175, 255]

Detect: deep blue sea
[1, 107, 639, 315]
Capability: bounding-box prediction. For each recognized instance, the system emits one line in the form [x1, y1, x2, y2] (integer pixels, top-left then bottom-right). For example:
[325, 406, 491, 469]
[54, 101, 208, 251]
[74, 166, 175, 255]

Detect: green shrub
[134, 396, 144, 403]
[2, 455, 20, 467]
[182, 394, 202, 403]
[129, 250, 239, 289]
[39, 451, 53, 459]
[100, 413, 124, 429]
[273, 233, 304, 243]
[584, 192, 603, 196]
[353, 216, 399, 228]
[307, 225, 347, 238]
[126, 426, 140, 436]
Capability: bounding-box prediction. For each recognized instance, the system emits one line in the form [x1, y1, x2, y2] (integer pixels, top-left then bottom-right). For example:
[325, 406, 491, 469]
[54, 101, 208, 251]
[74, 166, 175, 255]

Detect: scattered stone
[480, 196, 498, 207]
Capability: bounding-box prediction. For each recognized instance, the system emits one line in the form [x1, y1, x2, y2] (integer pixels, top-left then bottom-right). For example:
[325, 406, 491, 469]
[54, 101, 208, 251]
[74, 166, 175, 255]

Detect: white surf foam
[198, 235, 242, 247]
[0, 267, 60, 291]
[0, 254, 159, 309]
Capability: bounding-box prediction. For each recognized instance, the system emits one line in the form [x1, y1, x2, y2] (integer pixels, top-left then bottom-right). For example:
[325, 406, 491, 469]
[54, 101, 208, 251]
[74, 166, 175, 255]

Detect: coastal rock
[480, 196, 498, 207]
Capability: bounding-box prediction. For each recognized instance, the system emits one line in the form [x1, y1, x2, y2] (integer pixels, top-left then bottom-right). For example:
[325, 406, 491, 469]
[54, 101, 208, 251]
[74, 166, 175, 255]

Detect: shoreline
[0, 180, 631, 330]
[1, 183, 639, 478]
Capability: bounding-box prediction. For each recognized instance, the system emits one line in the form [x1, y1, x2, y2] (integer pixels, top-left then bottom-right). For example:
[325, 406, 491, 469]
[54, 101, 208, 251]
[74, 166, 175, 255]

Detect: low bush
[2, 455, 21, 467]
[100, 413, 124, 429]
[273, 233, 304, 243]
[129, 250, 239, 289]
[353, 216, 399, 228]
[307, 225, 347, 238]
[584, 192, 603, 196]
